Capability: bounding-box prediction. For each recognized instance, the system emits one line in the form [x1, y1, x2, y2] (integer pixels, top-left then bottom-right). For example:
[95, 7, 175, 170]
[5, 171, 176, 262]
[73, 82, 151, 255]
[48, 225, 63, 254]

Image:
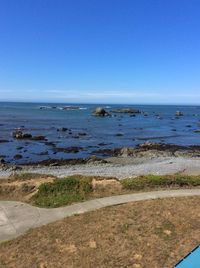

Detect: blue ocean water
[0, 102, 200, 164]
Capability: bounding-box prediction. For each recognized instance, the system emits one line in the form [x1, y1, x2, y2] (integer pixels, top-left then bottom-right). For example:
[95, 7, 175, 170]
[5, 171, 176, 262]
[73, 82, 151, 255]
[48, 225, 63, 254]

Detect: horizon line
[0, 100, 200, 106]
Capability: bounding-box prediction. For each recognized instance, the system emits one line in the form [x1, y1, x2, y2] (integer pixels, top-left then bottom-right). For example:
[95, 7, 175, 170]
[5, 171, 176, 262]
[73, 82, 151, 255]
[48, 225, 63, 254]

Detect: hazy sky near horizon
[0, 0, 200, 104]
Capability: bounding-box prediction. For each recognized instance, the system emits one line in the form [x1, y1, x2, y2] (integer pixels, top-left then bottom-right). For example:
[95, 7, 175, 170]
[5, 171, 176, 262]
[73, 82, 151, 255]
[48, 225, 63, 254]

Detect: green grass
[121, 174, 200, 190]
[30, 174, 200, 208]
[32, 177, 93, 207]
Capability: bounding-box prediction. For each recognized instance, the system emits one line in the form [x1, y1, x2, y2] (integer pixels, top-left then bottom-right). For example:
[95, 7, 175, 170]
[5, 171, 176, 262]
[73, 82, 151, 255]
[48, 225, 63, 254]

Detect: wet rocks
[57, 127, 69, 132]
[137, 141, 185, 152]
[27, 156, 106, 166]
[111, 108, 141, 114]
[116, 133, 124, 137]
[13, 154, 23, 160]
[12, 130, 32, 139]
[194, 129, 200, 133]
[78, 132, 87, 136]
[12, 130, 47, 141]
[45, 142, 56, 147]
[37, 151, 49, 156]
[31, 135, 47, 141]
[53, 146, 83, 153]
[175, 111, 183, 117]
[92, 107, 110, 117]
[0, 158, 5, 164]
[0, 139, 9, 143]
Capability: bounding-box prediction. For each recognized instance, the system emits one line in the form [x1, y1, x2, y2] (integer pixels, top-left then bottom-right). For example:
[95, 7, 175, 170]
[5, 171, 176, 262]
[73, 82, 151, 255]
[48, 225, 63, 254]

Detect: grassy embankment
[1, 172, 200, 207]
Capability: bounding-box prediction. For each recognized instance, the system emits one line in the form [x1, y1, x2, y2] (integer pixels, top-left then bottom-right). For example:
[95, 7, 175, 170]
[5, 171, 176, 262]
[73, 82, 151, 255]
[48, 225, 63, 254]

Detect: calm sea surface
[0, 102, 200, 164]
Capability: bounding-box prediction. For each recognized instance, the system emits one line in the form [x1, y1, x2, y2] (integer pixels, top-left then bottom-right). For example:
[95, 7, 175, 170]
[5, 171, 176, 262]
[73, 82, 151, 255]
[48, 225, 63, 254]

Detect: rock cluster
[111, 108, 140, 114]
[175, 111, 183, 116]
[12, 130, 32, 139]
[92, 107, 110, 117]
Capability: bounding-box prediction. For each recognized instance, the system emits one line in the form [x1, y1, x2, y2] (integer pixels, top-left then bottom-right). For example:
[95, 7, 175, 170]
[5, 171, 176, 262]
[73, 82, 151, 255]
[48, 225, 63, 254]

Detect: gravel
[1, 156, 200, 179]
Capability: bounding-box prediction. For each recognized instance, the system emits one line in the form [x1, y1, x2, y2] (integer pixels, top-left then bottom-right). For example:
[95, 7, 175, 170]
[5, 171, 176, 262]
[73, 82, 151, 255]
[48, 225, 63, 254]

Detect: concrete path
[1, 189, 200, 243]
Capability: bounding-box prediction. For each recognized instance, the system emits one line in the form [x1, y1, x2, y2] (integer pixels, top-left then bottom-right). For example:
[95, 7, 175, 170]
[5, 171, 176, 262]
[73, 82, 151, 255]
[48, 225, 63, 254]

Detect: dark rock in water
[12, 130, 32, 139]
[92, 107, 110, 117]
[0, 139, 9, 143]
[53, 146, 83, 153]
[116, 133, 124, 136]
[45, 141, 56, 147]
[31, 135, 46, 141]
[37, 151, 49, 155]
[175, 111, 183, 116]
[0, 158, 5, 164]
[111, 108, 140, 114]
[72, 135, 80, 139]
[57, 127, 69, 132]
[171, 129, 177, 131]
[194, 129, 200, 133]
[16, 146, 24, 150]
[98, 142, 111, 146]
[78, 132, 87, 136]
[186, 125, 192, 128]
[13, 154, 22, 160]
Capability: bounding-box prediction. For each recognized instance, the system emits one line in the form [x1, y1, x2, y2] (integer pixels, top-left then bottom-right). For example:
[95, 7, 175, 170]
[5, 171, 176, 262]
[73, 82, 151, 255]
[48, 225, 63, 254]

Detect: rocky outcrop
[53, 146, 83, 153]
[31, 136, 47, 141]
[111, 108, 141, 114]
[92, 107, 110, 117]
[175, 111, 183, 116]
[12, 130, 32, 139]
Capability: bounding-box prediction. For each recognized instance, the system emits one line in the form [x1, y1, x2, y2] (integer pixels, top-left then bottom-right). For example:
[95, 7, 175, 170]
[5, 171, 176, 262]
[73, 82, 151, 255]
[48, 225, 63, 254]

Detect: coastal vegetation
[1, 173, 200, 208]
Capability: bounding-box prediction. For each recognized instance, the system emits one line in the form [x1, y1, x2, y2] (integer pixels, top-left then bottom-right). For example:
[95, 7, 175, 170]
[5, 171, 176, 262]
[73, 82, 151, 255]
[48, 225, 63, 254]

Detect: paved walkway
[1, 189, 200, 242]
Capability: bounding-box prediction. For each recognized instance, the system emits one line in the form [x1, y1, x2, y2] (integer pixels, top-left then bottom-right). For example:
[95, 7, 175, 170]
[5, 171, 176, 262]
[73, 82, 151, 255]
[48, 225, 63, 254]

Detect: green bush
[32, 177, 93, 208]
[121, 174, 200, 190]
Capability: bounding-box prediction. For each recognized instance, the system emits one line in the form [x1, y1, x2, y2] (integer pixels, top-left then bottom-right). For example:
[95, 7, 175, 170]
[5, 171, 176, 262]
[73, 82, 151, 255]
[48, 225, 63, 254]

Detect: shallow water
[0, 102, 200, 164]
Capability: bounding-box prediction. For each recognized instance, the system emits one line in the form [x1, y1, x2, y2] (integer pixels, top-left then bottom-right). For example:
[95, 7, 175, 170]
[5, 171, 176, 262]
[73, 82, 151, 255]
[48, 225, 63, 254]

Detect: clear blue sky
[0, 0, 200, 104]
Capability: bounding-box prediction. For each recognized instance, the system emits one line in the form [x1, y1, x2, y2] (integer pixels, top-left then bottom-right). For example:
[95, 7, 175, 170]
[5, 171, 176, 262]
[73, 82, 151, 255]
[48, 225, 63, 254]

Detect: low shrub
[121, 174, 200, 190]
[32, 177, 93, 207]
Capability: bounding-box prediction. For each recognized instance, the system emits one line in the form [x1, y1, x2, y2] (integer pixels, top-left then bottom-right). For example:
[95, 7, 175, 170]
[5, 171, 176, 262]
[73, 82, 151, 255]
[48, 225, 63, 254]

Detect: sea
[0, 102, 200, 164]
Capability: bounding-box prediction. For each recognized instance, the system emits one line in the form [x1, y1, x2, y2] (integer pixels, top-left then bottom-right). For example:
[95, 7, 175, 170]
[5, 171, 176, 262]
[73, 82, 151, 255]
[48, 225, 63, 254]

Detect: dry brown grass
[0, 173, 55, 202]
[0, 196, 200, 268]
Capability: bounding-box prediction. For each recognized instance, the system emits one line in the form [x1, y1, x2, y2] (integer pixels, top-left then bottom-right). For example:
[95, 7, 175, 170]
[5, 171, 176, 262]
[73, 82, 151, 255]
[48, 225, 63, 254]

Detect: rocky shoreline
[1, 105, 200, 165]
[1, 142, 200, 178]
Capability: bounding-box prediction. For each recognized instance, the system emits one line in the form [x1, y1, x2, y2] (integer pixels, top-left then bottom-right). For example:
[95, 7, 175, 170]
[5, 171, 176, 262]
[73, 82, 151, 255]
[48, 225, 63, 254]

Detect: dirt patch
[0, 196, 200, 267]
[0, 174, 55, 202]
[91, 178, 122, 197]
